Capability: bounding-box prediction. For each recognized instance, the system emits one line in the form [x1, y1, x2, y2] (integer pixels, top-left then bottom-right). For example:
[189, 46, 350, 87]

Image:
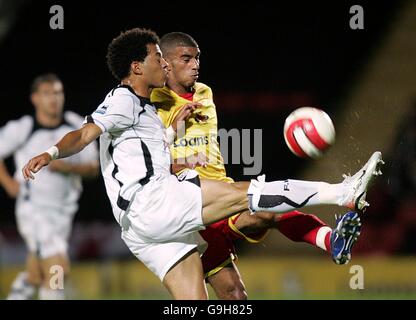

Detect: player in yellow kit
[152, 32, 363, 299]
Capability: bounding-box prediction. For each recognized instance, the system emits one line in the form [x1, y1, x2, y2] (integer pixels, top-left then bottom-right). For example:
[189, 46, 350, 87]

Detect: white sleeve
[89, 94, 137, 133]
[0, 116, 32, 159]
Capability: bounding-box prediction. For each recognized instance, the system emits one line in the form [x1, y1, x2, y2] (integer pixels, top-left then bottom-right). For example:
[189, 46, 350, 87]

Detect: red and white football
[283, 107, 335, 158]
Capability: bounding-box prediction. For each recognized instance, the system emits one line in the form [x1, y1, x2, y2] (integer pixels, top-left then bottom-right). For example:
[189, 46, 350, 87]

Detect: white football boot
[339, 151, 384, 211]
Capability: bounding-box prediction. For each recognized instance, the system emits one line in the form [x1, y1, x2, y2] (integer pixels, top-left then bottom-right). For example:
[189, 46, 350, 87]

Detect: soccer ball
[283, 107, 335, 158]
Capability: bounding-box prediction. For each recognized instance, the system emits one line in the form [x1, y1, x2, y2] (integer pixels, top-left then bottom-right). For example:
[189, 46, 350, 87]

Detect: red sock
[276, 211, 332, 253]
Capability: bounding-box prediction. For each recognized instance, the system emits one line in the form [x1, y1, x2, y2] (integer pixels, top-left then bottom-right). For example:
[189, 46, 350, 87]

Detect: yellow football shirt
[152, 82, 233, 183]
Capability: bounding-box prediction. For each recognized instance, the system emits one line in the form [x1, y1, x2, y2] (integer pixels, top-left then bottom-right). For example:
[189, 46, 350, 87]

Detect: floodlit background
[0, 0, 415, 299]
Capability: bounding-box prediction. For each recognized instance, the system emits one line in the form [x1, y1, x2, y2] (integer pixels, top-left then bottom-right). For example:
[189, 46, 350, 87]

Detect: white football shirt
[88, 85, 171, 222]
[0, 111, 98, 209]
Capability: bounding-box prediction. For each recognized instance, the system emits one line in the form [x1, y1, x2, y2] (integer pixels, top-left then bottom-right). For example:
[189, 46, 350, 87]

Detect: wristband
[46, 146, 59, 160]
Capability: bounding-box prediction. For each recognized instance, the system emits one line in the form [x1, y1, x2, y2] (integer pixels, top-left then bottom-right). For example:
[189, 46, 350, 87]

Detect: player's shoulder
[0, 115, 34, 144]
[2, 114, 34, 129]
[195, 82, 213, 96]
[64, 110, 85, 128]
[105, 85, 140, 107]
[151, 86, 174, 103]
[151, 87, 177, 112]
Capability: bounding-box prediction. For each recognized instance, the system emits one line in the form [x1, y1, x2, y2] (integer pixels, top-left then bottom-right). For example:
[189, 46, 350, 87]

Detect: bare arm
[22, 123, 102, 180]
[0, 159, 20, 198]
[56, 123, 102, 158]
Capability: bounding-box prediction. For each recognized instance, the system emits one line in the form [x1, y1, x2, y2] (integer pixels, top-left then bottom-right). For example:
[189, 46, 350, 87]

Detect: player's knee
[221, 284, 247, 300]
[229, 287, 248, 300]
[254, 211, 279, 228]
[234, 212, 277, 235]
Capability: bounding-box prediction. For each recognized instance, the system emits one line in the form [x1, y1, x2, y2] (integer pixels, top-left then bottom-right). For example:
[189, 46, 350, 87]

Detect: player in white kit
[0, 74, 99, 299]
[22, 29, 383, 299]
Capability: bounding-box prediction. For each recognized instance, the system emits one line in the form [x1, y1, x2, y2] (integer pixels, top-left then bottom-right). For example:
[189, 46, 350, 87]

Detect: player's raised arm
[22, 123, 102, 180]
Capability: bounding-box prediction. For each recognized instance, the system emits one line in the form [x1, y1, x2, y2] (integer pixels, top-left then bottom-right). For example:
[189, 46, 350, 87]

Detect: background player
[22, 28, 382, 299]
[152, 32, 366, 299]
[0, 73, 99, 299]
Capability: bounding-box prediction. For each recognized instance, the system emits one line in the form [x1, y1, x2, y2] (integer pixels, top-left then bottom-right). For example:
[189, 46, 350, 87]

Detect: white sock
[39, 286, 65, 300]
[248, 175, 344, 213]
[316, 226, 332, 251]
[7, 272, 37, 300]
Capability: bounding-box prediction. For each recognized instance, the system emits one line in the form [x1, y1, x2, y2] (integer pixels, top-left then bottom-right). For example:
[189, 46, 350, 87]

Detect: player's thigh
[200, 180, 249, 207]
[163, 249, 208, 300]
[200, 179, 249, 224]
[207, 262, 247, 300]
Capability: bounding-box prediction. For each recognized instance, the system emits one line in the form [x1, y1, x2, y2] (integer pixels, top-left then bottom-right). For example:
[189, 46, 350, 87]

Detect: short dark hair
[106, 28, 160, 81]
[30, 73, 62, 93]
[160, 32, 198, 55]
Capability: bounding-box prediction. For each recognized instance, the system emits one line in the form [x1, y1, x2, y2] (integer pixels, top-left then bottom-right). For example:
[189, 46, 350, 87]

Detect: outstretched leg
[200, 178, 342, 224]
[200, 151, 384, 225]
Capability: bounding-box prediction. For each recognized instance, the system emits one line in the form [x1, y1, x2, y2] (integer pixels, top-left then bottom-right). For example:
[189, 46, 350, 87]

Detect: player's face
[31, 81, 64, 118]
[142, 44, 169, 88]
[166, 46, 200, 90]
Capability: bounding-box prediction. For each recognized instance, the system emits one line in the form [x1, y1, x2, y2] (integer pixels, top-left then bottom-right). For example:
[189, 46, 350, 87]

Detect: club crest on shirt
[95, 105, 109, 115]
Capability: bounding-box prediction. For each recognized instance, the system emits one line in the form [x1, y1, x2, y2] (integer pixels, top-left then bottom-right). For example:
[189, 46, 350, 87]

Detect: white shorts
[121, 170, 207, 280]
[122, 228, 207, 281]
[16, 199, 76, 259]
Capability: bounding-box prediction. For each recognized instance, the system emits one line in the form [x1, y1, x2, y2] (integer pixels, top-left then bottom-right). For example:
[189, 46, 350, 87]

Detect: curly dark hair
[106, 28, 160, 81]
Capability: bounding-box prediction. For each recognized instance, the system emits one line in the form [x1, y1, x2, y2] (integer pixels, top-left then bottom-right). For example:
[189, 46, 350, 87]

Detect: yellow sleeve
[157, 108, 170, 128]
[152, 88, 176, 128]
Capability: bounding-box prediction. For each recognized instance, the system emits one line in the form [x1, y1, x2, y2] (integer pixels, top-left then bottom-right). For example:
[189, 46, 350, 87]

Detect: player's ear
[30, 92, 38, 107]
[131, 61, 143, 76]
